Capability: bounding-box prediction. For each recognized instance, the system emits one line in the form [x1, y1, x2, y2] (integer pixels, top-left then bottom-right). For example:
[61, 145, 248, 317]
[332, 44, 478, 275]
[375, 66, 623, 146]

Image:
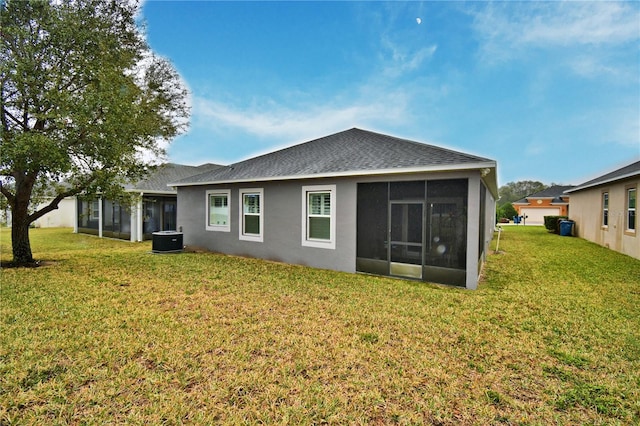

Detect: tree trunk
[10, 174, 36, 265]
[11, 215, 34, 265]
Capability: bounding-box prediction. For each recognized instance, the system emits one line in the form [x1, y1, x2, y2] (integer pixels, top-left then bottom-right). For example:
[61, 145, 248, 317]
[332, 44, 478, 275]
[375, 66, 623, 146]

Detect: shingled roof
[171, 128, 496, 189]
[125, 163, 224, 193]
[565, 160, 640, 193]
[513, 185, 575, 204]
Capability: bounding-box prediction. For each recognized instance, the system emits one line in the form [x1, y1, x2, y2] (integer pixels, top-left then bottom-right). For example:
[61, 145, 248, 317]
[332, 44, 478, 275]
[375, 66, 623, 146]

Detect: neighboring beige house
[2, 196, 75, 228]
[565, 160, 639, 260]
[33, 197, 76, 228]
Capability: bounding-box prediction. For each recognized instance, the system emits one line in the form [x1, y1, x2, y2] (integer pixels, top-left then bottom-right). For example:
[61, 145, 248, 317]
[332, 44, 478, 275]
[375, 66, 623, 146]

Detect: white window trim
[626, 186, 636, 233]
[206, 189, 231, 232]
[239, 188, 264, 242]
[602, 191, 609, 228]
[301, 184, 336, 250]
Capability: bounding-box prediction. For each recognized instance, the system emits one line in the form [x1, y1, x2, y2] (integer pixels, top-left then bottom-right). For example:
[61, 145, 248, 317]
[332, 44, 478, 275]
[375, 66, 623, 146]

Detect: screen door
[389, 202, 424, 279]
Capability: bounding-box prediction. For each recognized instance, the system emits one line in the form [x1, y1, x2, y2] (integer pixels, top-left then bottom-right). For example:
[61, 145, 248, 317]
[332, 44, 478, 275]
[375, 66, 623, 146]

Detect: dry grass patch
[1, 227, 639, 424]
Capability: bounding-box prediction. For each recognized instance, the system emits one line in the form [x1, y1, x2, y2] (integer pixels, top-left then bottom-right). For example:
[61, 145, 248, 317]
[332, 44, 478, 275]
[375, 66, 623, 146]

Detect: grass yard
[1, 226, 639, 425]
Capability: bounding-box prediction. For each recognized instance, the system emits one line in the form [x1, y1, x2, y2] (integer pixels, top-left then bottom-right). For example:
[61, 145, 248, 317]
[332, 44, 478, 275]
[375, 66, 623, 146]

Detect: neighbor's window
[206, 190, 230, 232]
[239, 188, 263, 242]
[302, 185, 336, 249]
[602, 192, 609, 227]
[627, 187, 636, 232]
[90, 200, 100, 221]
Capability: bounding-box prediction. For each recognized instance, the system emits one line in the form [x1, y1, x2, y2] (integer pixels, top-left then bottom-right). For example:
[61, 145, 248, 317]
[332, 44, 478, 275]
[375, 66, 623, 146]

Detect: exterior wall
[478, 179, 497, 277]
[569, 178, 639, 260]
[177, 170, 494, 289]
[178, 178, 357, 273]
[466, 176, 481, 289]
[33, 197, 76, 228]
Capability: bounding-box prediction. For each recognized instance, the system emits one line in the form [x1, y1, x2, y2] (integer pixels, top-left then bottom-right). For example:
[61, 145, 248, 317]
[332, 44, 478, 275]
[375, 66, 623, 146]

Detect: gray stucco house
[171, 128, 498, 289]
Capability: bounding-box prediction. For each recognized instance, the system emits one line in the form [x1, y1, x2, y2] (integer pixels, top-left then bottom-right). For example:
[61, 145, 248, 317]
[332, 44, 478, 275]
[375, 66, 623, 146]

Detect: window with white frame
[627, 187, 636, 232]
[302, 185, 336, 249]
[239, 188, 263, 242]
[90, 200, 100, 220]
[602, 192, 609, 227]
[206, 190, 230, 232]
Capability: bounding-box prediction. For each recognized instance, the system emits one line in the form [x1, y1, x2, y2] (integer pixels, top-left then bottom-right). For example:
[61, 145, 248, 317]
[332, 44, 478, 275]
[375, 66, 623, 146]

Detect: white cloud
[382, 43, 438, 78]
[471, 1, 640, 66]
[568, 55, 634, 80]
[192, 88, 412, 148]
[377, 20, 437, 78]
[520, 3, 637, 47]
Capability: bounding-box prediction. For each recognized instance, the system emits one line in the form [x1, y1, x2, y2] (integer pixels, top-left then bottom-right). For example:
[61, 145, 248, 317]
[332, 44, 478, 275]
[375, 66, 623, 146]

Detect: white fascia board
[565, 171, 640, 193]
[127, 189, 177, 195]
[169, 161, 497, 187]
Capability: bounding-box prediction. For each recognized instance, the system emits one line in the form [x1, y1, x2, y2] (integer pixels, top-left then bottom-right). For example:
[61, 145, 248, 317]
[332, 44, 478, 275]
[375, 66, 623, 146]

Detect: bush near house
[1, 227, 639, 424]
[544, 215, 568, 233]
[496, 202, 517, 223]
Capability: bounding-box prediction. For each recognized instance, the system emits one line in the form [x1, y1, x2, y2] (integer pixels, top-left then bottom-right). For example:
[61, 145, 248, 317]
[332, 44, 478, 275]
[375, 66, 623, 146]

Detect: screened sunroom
[356, 179, 471, 286]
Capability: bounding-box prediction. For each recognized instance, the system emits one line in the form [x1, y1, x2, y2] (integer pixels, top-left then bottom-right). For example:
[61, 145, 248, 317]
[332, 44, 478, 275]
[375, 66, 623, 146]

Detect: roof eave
[126, 189, 177, 195]
[565, 171, 640, 193]
[169, 161, 498, 189]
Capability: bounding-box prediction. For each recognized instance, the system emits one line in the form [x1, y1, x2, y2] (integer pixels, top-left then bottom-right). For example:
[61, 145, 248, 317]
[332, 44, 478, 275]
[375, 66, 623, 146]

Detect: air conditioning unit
[152, 231, 183, 253]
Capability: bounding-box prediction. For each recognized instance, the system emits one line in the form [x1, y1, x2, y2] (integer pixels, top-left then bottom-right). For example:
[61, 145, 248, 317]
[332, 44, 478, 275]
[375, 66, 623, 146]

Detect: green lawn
[1, 226, 639, 425]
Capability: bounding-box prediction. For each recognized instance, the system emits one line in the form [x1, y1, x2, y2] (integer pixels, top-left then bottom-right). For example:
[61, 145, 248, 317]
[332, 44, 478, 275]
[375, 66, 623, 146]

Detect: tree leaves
[1, 0, 189, 262]
[498, 180, 547, 205]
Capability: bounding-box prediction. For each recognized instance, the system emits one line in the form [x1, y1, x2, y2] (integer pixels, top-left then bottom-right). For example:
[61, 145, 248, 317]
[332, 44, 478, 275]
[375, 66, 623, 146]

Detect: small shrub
[544, 216, 568, 233]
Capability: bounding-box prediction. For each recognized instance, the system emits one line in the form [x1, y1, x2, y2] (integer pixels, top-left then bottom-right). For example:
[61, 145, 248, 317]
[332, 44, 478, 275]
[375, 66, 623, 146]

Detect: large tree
[497, 180, 547, 206]
[1, 0, 189, 265]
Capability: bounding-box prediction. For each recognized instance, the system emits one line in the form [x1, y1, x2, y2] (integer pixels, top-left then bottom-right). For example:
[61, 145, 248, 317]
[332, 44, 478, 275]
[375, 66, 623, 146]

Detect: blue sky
[141, 1, 640, 186]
